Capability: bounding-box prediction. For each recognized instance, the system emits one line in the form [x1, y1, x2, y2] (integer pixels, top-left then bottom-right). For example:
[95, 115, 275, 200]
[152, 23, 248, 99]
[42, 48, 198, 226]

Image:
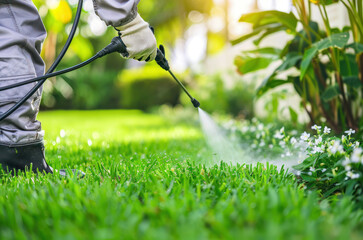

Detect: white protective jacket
[0, 0, 139, 146]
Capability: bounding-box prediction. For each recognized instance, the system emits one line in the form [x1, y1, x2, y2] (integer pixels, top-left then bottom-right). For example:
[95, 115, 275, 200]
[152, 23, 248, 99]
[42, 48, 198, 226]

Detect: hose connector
[96, 36, 128, 58]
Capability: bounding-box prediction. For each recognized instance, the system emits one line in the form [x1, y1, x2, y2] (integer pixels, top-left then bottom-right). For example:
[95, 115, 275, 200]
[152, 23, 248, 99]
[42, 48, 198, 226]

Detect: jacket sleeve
[92, 0, 140, 27]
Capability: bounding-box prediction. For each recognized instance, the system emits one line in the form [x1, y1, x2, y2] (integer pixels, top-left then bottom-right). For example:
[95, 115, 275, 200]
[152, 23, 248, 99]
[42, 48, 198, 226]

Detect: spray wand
[154, 45, 200, 108]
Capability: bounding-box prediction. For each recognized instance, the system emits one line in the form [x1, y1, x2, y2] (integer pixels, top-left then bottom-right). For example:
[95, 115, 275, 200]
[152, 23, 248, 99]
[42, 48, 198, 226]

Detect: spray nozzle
[191, 98, 200, 108]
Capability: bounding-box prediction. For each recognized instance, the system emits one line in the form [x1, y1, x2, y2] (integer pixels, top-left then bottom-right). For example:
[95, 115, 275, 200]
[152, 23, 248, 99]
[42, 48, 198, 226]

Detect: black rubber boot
[0, 142, 85, 178]
[0, 142, 52, 174]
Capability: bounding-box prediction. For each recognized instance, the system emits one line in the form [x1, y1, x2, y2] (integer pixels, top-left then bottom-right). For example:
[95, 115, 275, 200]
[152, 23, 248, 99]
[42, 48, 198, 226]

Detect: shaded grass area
[0, 110, 362, 239]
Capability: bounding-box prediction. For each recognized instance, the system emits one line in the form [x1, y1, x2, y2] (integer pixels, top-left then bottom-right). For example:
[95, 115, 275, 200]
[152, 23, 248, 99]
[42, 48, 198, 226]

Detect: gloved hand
[115, 14, 157, 62]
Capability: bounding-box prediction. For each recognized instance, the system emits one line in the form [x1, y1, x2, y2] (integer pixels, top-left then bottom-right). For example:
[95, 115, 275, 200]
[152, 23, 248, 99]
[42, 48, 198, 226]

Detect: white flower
[353, 142, 360, 149]
[269, 144, 273, 149]
[290, 137, 297, 144]
[286, 151, 292, 157]
[281, 154, 285, 158]
[342, 157, 350, 166]
[300, 132, 310, 141]
[323, 126, 331, 134]
[87, 139, 93, 146]
[312, 146, 323, 154]
[345, 165, 352, 171]
[274, 131, 284, 139]
[259, 141, 266, 147]
[280, 127, 285, 133]
[345, 129, 356, 136]
[351, 148, 362, 163]
[328, 140, 344, 154]
[315, 136, 322, 145]
[347, 171, 360, 179]
[311, 125, 321, 131]
[296, 171, 301, 176]
[309, 167, 315, 172]
[279, 141, 286, 146]
[321, 168, 327, 173]
[257, 124, 264, 131]
[353, 174, 360, 179]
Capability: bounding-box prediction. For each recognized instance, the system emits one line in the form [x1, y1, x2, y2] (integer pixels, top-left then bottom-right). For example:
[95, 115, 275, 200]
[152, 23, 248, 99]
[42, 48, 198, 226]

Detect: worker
[0, 0, 157, 175]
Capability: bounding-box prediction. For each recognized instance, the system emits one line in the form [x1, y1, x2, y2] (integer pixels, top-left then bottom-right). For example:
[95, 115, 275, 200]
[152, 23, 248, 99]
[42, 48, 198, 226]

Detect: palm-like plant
[233, 0, 363, 132]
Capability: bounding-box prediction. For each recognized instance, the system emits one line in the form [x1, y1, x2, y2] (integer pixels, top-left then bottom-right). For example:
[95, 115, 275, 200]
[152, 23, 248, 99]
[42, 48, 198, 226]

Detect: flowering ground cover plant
[294, 125, 363, 203]
[220, 116, 363, 205]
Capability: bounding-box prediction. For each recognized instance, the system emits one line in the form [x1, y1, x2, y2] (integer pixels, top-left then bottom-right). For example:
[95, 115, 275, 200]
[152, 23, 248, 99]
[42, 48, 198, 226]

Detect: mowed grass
[0, 110, 363, 240]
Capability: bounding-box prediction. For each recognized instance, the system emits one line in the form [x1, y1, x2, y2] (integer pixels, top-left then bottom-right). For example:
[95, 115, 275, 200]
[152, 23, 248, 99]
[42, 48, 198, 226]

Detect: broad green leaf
[234, 56, 273, 75]
[242, 47, 281, 57]
[339, 53, 359, 77]
[231, 23, 282, 45]
[314, 32, 350, 49]
[343, 76, 362, 88]
[256, 79, 291, 97]
[239, 11, 298, 32]
[277, 52, 302, 71]
[288, 21, 320, 53]
[300, 47, 317, 80]
[254, 53, 301, 97]
[253, 25, 287, 46]
[300, 32, 350, 79]
[321, 85, 341, 102]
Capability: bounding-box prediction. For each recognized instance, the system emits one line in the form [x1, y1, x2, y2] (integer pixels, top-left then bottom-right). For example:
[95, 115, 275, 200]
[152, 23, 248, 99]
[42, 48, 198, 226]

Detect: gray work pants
[0, 0, 46, 146]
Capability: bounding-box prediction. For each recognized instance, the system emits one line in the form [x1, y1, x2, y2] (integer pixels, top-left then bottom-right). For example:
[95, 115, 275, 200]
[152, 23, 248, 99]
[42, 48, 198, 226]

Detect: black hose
[0, 36, 127, 91]
[0, 55, 99, 92]
[0, 0, 83, 122]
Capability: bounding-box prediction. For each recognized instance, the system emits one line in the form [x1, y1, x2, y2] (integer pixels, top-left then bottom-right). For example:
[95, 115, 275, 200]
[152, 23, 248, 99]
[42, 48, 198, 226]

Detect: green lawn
[0, 110, 362, 240]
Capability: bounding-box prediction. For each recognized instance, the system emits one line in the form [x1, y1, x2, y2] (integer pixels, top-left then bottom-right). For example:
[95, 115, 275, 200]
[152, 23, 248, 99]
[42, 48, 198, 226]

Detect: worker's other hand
[115, 14, 157, 62]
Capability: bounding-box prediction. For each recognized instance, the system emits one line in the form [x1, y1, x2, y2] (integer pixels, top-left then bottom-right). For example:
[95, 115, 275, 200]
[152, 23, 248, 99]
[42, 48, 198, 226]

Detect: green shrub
[118, 65, 181, 110]
[41, 65, 122, 110]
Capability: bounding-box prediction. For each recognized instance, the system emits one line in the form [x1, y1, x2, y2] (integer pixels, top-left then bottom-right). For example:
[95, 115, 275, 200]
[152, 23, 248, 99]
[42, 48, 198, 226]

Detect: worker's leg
[0, 0, 52, 173]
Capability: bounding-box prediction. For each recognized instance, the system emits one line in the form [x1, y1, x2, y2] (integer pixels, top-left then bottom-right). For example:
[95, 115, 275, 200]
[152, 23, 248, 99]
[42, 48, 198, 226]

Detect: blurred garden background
[33, 0, 293, 120]
[33, 0, 363, 132]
